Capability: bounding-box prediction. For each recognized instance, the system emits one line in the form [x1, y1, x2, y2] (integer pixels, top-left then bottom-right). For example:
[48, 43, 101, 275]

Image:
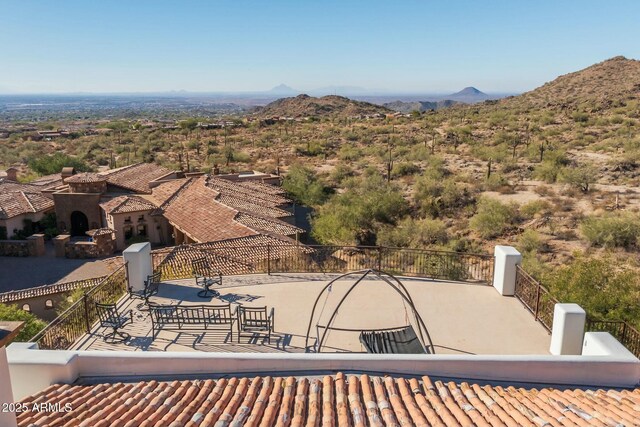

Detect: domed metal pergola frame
[304, 269, 435, 354]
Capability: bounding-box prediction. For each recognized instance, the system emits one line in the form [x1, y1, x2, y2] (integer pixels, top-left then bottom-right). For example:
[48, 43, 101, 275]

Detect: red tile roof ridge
[0, 275, 107, 303]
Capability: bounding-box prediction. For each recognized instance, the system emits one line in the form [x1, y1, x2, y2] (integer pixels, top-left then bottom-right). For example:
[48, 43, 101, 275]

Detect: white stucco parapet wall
[7, 338, 640, 401]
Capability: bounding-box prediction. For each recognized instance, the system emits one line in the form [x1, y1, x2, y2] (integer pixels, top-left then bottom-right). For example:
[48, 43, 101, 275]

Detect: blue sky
[1, 1, 639, 94]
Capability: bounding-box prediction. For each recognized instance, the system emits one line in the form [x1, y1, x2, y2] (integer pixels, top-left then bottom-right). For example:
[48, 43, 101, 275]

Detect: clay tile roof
[0, 276, 106, 303]
[64, 172, 105, 183]
[100, 195, 158, 214]
[216, 194, 292, 218]
[206, 176, 291, 207]
[0, 181, 42, 193]
[158, 177, 257, 243]
[29, 173, 63, 187]
[235, 212, 303, 235]
[15, 373, 640, 427]
[0, 192, 54, 219]
[236, 179, 288, 196]
[153, 234, 309, 276]
[102, 163, 174, 194]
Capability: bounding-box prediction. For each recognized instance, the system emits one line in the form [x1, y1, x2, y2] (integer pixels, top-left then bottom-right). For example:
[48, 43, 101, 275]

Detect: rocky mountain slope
[252, 94, 392, 118]
[499, 56, 640, 111]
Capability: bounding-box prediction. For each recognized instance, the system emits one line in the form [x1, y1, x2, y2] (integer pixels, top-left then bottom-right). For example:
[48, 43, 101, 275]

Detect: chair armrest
[268, 307, 274, 320]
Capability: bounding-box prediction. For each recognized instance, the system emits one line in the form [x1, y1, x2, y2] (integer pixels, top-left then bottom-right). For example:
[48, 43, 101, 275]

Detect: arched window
[45, 299, 54, 309]
[22, 303, 31, 312]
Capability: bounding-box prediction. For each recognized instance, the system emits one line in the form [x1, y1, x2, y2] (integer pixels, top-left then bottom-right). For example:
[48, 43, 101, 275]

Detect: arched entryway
[70, 211, 89, 236]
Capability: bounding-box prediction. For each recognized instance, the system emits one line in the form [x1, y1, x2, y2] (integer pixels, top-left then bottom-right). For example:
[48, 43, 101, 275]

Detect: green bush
[559, 164, 597, 192]
[581, 212, 640, 249]
[414, 176, 471, 217]
[282, 164, 330, 207]
[470, 197, 518, 238]
[311, 175, 408, 245]
[520, 200, 552, 219]
[392, 162, 420, 177]
[376, 218, 448, 248]
[28, 153, 92, 176]
[547, 256, 640, 325]
[517, 229, 545, 253]
[0, 304, 47, 342]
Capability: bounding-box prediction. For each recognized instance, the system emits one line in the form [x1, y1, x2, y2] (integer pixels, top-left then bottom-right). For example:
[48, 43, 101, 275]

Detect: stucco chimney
[5, 167, 18, 182]
[61, 167, 76, 180]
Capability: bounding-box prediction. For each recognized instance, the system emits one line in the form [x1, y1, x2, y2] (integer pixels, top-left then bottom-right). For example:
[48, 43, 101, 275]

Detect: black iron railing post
[534, 283, 541, 321]
[377, 246, 382, 271]
[622, 322, 628, 344]
[267, 243, 271, 275]
[83, 294, 91, 333]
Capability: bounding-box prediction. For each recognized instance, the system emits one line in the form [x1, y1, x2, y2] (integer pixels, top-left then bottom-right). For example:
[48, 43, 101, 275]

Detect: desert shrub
[534, 149, 569, 183]
[581, 212, 640, 249]
[414, 176, 471, 217]
[0, 304, 47, 342]
[534, 161, 563, 183]
[470, 197, 518, 238]
[517, 229, 545, 253]
[337, 144, 362, 161]
[520, 200, 552, 219]
[559, 164, 597, 192]
[282, 163, 330, 207]
[393, 162, 420, 177]
[483, 174, 510, 191]
[547, 255, 640, 325]
[328, 164, 354, 186]
[572, 112, 589, 123]
[376, 217, 448, 248]
[311, 175, 408, 245]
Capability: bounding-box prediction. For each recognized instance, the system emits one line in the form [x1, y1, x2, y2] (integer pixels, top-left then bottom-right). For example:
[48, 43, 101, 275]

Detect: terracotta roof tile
[0, 180, 42, 193]
[16, 374, 640, 427]
[206, 176, 290, 207]
[0, 191, 54, 219]
[236, 179, 288, 196]
[151, 177, 300, 244]
[159, 177, 257, 243]
[153, 234, 310, 277]
[100, 195, 157, 214]
[235, 212, 302, 235]
[216, 194, 292, 218]
[0, 276, 107, 303]
[103, 163, 174, 194]
[64, 172, 105, 183]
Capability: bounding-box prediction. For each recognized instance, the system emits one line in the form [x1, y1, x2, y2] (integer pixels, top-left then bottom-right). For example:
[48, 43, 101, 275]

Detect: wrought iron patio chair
[128, 271, 161, 310]
[95, 302, 133, 343]
[192, 257, 223, 298]
[237, 305, 274, 343]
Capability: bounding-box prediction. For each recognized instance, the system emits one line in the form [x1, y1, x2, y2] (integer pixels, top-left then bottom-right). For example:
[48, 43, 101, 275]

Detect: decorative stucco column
[493, 245, 522, 296]
[550, 303, 586, 355]
[123, 242, 153, 293]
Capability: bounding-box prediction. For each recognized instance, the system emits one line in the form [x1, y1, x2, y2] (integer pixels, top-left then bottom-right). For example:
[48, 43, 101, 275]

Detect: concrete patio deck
[74, 273, 551, 355]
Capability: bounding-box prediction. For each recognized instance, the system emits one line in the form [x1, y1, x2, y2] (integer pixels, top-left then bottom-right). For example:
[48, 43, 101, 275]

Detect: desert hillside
[498, 56, 640, 111]
[253, 94, 392, 118]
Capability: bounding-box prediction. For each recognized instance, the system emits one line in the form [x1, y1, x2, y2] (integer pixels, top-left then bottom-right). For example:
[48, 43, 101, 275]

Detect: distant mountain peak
[453, 87, 485, 96]
[269, 84, 298, 94]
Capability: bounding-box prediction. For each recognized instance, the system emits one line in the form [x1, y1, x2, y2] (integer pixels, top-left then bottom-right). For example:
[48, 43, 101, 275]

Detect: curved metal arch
[304, 269, 435, 354]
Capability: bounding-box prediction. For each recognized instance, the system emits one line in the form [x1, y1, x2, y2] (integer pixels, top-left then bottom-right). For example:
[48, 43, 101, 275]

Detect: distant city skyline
[1, 1, 639, 94]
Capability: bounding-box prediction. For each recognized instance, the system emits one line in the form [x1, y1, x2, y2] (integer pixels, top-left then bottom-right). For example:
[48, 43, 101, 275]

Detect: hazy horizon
[2, 1, 639, 94]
